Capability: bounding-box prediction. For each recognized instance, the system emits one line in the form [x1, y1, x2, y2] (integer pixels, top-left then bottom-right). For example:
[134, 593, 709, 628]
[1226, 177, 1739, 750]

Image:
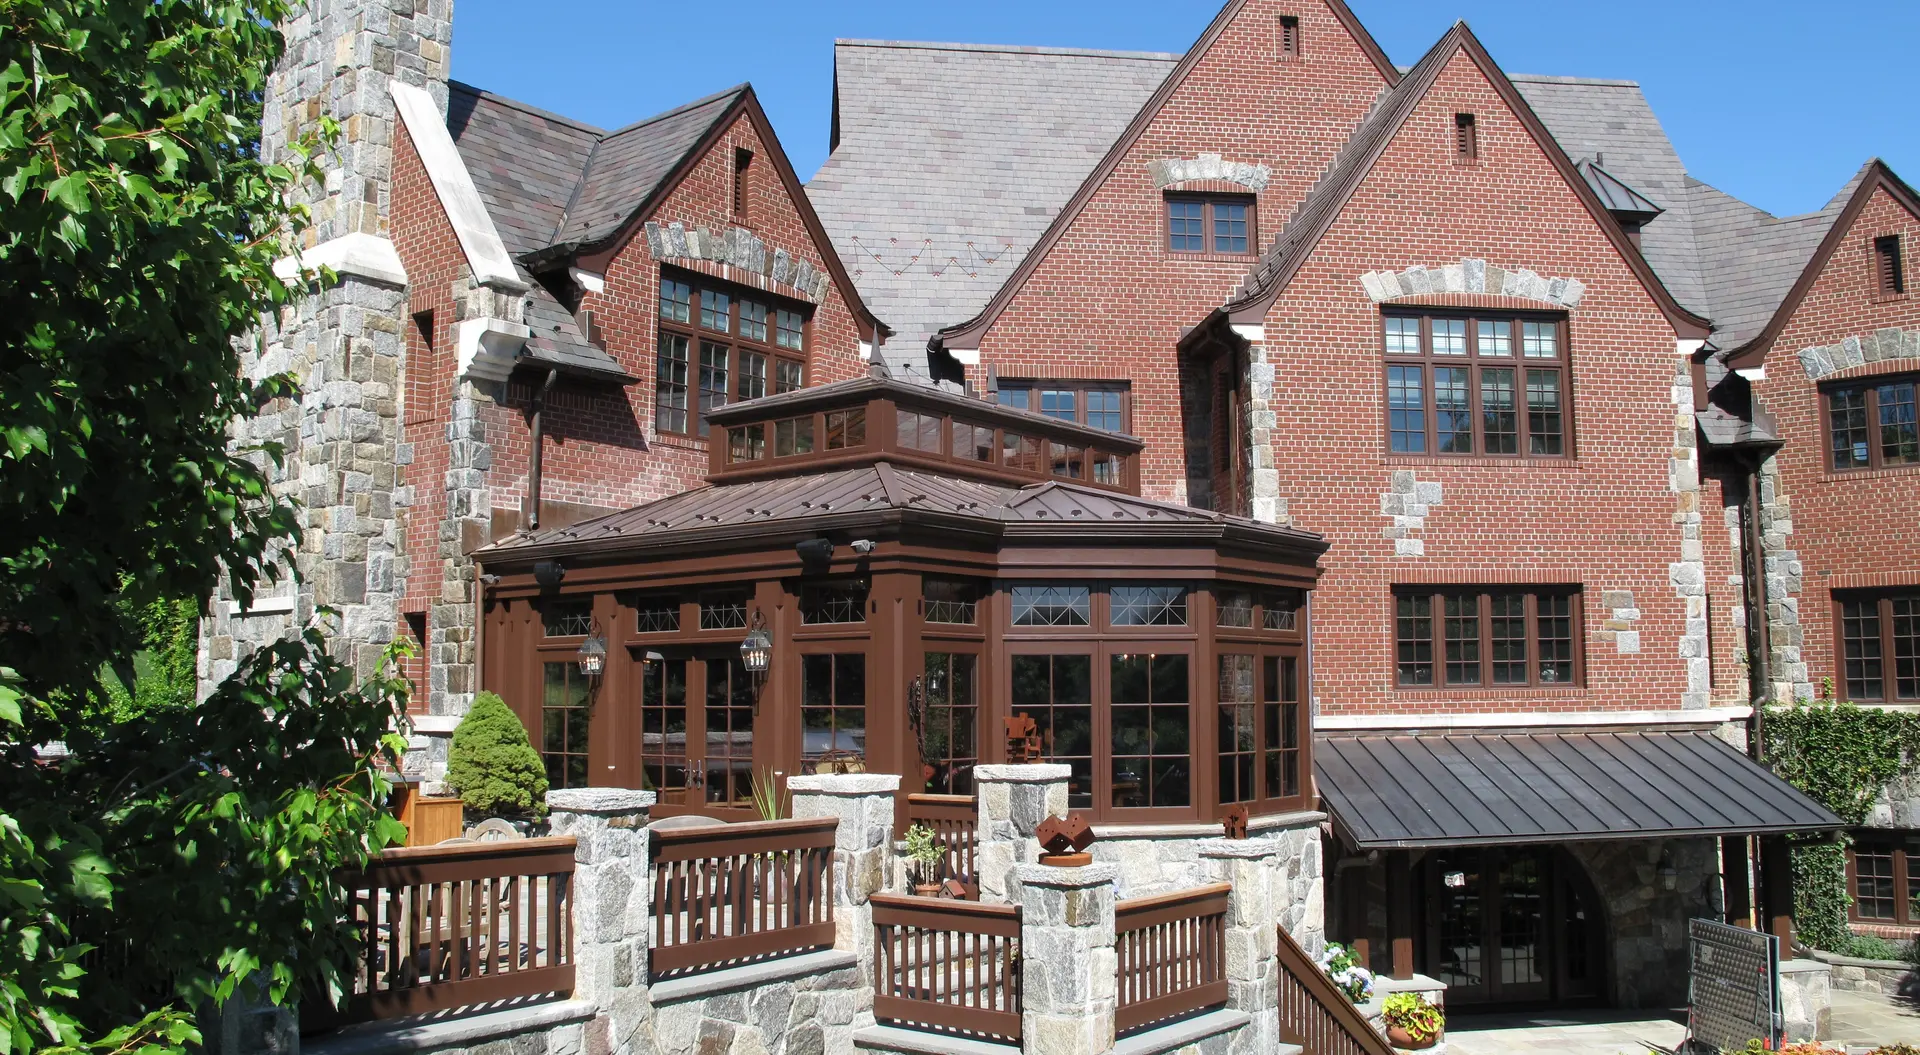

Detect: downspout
[527, 368, 559, 531]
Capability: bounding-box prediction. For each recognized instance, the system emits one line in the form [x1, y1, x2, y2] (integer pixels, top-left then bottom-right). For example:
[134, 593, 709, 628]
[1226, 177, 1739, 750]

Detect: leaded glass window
[1110, 585, 1188, 627]
[1011, 585, 1090, 627]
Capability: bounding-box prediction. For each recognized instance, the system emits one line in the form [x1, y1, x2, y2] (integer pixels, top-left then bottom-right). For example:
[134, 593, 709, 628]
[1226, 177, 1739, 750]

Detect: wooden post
[1762, 836, 1794, 946]
[1386, 849, 1414, 980]
[1723, 835, 1753, 929]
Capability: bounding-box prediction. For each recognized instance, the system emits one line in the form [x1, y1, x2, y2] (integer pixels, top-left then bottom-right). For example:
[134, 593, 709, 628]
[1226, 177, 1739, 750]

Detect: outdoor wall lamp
[740, 610, 772, 677]
[795, 537, 834, 567]
[575, 620, 606, 678]
[533, 559, 566, 591]
[1657, 848, 1679, 890]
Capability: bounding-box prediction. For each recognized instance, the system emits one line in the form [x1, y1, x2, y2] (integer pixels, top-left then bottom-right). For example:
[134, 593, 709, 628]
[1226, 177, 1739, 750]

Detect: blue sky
[451, 0, 1917, 219]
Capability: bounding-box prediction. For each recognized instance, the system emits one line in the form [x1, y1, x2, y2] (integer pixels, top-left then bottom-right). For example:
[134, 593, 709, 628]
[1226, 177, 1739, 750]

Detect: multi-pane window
[703, 658, 754, 804]
[825, 408, 867, 450]
[1011, 655, 1094, 809]
[997, 381, 1130, 433]
[657, 272, 806, 436]
[1395, 587, 1582, 688]
[922, 652, 979, 796]
[1847, 832, 1920, 924]
[630, 598, 680, 634]
[1216, 589, 1303, 632]
[1110, 585, 1188, 626]
[542, 599, 593, 637]
[801, 653, 865, 775]
[1012, 585, 1092, 627]
[801, 582, 868, 625]
[1837, 590, 1920, 702]
[1382, 312, 1570, 458]
[1215, 653, 1302, 807]
[1218, 654, 1258, 804]
[699, 594, 747, 631]
[922, 579, 981, 625]
[1110, 653, 1191, 808]
[898, 408, 943, 452]
[638, 657, 687, 799]
[1826, 376, 1919, 471]
[1263, 654, 1301, 801]
[1167, 196, 1255, 255]
[541, 661, 590, 789]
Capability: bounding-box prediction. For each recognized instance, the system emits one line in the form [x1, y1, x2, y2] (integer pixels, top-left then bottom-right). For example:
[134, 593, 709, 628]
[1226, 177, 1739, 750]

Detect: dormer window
[1454, 114, 1478, 163]
[1167, 195, 1255, 256]
[1877, 235, 1906, 295]
[656, 270, 806, 438]
[1278, 15, 1301, 58]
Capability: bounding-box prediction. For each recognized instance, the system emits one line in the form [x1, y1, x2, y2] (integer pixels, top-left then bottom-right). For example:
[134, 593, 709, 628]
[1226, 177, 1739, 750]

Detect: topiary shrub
[446, 691, 549, 819]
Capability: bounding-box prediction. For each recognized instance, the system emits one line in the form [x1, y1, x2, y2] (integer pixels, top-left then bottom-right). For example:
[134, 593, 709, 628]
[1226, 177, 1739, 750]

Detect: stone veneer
[1567, 837, 1718, 1009]
[1377, 471, 1443, 558]
[1090, 820, 1326, 956]
[1666, 358, 1713, 709]
[1796, 326, 1920, 380]
[1596, 588, 1644, 654]
[1358, 258, 1587, 308]
[1756, 449, 1811, 703]
[1147, 154, 1272, 191]
[643, 221, 834, 305]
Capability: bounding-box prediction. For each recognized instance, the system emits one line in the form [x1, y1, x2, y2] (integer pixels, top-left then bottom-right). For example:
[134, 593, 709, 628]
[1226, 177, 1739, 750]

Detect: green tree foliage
[99, 596, 199, 720]
[0, 0, 409, 1049]
[1763, 702, 1920, 955]
[447, 693, 549, 819]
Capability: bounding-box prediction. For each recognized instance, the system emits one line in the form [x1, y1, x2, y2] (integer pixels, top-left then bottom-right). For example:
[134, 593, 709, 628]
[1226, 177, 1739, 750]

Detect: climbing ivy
[1762, 702, 1920, 955]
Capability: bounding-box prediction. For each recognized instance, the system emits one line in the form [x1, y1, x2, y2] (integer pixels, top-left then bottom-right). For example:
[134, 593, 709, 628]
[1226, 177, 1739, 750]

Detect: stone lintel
[1195, 835, 1287, 860]
[1012, 862, 1119, 889]
[973, 763, 1073, 783]
[546, 787, 655, 814]
[785, 773, 901, 795]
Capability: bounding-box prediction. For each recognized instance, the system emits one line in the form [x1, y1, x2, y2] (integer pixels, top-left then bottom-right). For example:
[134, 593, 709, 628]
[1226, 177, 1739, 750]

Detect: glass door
[1424, 847, 1597, 1006]
[636, 652, 759, 816]
[701, 656, 756, 808]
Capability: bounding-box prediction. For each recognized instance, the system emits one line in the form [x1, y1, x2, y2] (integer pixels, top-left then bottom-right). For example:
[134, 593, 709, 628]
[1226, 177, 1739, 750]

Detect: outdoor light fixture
[1657, 849, 1678, 890]
[795, 537, 834, 567]
[533, 559, 566, 591]
[575, 622, 607, 678]
[739, 610, 772, 676]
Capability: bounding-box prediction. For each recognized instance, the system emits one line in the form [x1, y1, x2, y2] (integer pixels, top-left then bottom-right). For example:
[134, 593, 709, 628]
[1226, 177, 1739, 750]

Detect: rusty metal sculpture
[1005, 714, 1041, 764]
[1035, 813, 1095, 866]
[1223, 803, 1250, 840]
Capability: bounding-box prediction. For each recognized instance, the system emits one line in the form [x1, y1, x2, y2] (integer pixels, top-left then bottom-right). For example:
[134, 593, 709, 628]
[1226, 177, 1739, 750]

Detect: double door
[635, 651, 759, 816]
[1422, 847, 1603, 1006]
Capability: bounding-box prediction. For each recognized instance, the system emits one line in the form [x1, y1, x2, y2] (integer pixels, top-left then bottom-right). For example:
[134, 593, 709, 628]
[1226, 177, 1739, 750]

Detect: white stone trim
[404, 714, 461, 735]
[784, 772, 900, 794]
[1360, 258, 1585, 308]
[974, 763, 1073, 783]
[946, 346, 980, 366]
[855, 1024, 1025, 1055]
[651, 949, 858, 1004]
[546, 787, 655, 813]
[644, 220, 833, 304]
[226, 594, 296, 617]
[1797, 327, 1920, 380]
[858, 339, 873, 361]
[389, 81, 526, 293]
[273, 232, 408, 288]
[1110, 1009, 1253, 1055]
[1736, 366, 1766, 381]
[1230, 324, 1266, 343]
[567, 267, 605, 294]
[1093, 810, 1324, 841]
[454, 316, 531, 383]
[302, 999, 595, 1055]
[1147, 154, 1271, 192]
[1316, 706, 1752, 731]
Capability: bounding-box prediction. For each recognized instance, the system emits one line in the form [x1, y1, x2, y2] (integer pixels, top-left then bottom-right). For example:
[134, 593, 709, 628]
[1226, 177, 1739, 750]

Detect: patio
[1444, 989, 1920, 1055]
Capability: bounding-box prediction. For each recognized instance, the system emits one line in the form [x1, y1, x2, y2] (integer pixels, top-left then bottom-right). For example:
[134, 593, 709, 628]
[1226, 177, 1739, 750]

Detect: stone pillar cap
[546, 788, 656, 814]
[1013, 862, 1119, 888]
[974, 763, 1072, 783]
[1196, 835, 1287, 860]
[785, 773, 901, 794]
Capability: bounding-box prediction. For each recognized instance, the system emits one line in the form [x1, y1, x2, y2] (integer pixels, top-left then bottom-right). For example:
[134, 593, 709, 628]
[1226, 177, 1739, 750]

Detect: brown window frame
[1382, 309, 1573, 459]
[1876, 234, 1907, 296]
[1822, 373, 1920, 472]
[1394, 586, 1585, 689]
[1454, 113, 1479, 162]
[656, 268, 807, 439]
[1846, 830, 1920, 924]
[1166, 193, 1257, 256]
[1277, 14, 1301, 58]
[1834, 588, 1920, 703]
[995, 379, 1132, 434]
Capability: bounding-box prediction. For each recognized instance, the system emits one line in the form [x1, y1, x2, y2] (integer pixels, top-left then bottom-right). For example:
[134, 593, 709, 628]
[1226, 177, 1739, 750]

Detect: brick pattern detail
[1597, 589, 1643, 654]
[1378, 470, 1444, 558]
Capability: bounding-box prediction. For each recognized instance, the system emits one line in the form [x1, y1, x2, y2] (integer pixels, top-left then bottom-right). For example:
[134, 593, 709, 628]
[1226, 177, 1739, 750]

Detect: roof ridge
[595, 83, 750, 140]
[1507, 72, 1641, 88]
[833, 38, 1182, 62]
[448, 79, 607, 136]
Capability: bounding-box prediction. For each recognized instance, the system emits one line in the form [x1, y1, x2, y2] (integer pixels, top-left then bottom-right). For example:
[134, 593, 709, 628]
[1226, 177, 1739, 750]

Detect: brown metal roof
[1317, 731, 1840, 850]
[478, 462, 1325, 564]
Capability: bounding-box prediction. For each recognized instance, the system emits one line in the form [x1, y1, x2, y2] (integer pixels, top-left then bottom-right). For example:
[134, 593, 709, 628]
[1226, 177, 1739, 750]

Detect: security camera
[849, 539, 876, 556]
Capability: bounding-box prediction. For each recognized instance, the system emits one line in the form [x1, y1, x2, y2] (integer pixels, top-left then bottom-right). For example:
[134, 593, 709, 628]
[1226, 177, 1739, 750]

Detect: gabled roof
[928, 0, 1400, 354]
[477, 461, 1328, 565]
[1219, 23, 1711, 340]
[807, 40, 1182, 377]
[552, 87, 750, 250]
[446, 83, 604, 259]
[1721, 160, 1920, 370]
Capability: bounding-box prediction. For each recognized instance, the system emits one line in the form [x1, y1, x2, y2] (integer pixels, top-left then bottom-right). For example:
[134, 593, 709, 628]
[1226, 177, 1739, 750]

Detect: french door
[1423, 847, 1603, 1006]
[635, 651, 759, 817]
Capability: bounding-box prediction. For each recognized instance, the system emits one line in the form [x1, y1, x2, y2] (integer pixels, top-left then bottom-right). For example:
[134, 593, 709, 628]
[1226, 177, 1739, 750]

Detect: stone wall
[1810, 949, 1920, 999]
[1568, 837, 1719, 1009]
[1091, 819, 1325, 955]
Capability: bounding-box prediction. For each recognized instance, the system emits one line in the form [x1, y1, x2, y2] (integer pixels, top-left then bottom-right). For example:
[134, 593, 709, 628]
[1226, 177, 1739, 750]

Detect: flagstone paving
[1441, 990, 1920, 1055]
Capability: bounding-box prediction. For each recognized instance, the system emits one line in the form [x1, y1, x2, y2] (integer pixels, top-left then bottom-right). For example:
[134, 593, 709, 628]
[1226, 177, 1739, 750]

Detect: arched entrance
[1421, 846, 1607, 1007]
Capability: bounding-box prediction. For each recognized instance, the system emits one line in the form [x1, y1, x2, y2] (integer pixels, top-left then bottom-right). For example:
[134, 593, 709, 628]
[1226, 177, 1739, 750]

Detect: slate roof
[1577, 160, 1664, 221]
[446, 81, 746, 260]
[806, 40, 1179, 379]
[520, 286, 632, 383]
[1317, 731, 1841, 849]
[1685, 168, 1862, 352]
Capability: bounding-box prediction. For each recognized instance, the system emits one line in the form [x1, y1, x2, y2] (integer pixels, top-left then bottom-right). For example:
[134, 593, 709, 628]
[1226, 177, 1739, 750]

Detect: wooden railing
[871, 893, 1022, 1042]
[1276, 924, 1395, 1055]
[904, 793, 978, 898]
[338, 836, 577, 1023]
[1114, 883, 1230, 1034]
[650, 816, 838, 976]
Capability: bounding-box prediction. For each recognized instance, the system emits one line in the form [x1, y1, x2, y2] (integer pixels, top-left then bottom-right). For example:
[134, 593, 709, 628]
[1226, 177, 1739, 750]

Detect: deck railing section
[904, 793, 978, 897]
[340, 836, 578, 1023]
[649, 816, 838, 976]
[1275, 923, 1395, 1055]
[871, 893, 1022, 1042]
[1113, 883, 1230, 1034]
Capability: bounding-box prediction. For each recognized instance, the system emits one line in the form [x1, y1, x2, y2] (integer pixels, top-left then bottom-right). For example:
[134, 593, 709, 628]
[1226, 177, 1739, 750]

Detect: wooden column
[1722, 835, 1754, 929]
[1386, 849, 1415, 980]
[1761, 835, 1795, 946]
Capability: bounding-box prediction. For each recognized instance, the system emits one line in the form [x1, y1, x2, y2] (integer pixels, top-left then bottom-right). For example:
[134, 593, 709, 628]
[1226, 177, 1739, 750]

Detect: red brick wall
[971, 0, 1394, 500]
[1752, 184, 1920, 699]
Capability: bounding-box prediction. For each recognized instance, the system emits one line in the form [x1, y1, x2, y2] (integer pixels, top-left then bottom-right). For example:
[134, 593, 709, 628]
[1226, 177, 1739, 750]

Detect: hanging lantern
[740, 611, 772, 675]
[576, 626, 607, 678]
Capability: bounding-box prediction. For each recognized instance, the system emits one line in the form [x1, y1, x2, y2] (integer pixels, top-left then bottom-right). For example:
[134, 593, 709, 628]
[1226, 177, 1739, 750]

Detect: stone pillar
[1778, 958, 1833, 1042]
[1015, 863, 1118, 1055]
[789, 773, 898, 967]
[1199, 838, 1283, 1052]
[547, 788, 655, 1053]
[974, 763, 1070, 904]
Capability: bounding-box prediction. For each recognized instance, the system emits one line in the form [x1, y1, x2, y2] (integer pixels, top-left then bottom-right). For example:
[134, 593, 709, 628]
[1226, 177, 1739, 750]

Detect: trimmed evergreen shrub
[447, 691, 549, 818]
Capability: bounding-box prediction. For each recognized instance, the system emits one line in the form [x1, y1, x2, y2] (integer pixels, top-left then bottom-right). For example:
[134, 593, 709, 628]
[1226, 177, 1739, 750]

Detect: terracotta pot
[1386, 1025, 1438, 1050]
[913, 882, 942, 898]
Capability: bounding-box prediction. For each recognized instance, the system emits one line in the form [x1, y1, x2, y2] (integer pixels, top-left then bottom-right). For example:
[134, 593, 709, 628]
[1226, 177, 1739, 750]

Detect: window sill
[1164, 250, 1261, 265]
[652, 432, 709, 451]
[1383, 454, 1580, 468]
[1390, 686, 1590, 700]
[1823, 464, 1920, 483]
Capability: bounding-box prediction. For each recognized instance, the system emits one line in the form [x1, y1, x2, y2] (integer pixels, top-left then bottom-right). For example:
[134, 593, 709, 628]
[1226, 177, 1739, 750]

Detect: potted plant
[1316, 942, 1374, 1004]
[1380, 992, 1443, 1050]
[905, 822, 946, 897]
[446, 691, 549, 833]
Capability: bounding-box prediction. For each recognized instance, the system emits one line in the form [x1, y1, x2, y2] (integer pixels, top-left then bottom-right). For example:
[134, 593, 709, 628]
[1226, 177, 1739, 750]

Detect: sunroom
[472, 370, 1328, 827]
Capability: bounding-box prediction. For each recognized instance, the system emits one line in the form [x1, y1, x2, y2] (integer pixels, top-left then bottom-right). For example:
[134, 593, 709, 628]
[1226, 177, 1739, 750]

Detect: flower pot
[1386, 1025, 1438, 1050]
[913, 882, 942, 898]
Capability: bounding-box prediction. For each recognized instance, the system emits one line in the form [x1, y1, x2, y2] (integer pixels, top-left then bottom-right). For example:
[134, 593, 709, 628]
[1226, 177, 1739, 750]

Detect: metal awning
[1316, 731, 1841, 849]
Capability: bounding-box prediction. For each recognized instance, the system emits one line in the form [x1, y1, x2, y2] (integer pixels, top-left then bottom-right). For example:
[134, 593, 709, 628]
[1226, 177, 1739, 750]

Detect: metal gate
[1687, 918, 1781, 1053]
